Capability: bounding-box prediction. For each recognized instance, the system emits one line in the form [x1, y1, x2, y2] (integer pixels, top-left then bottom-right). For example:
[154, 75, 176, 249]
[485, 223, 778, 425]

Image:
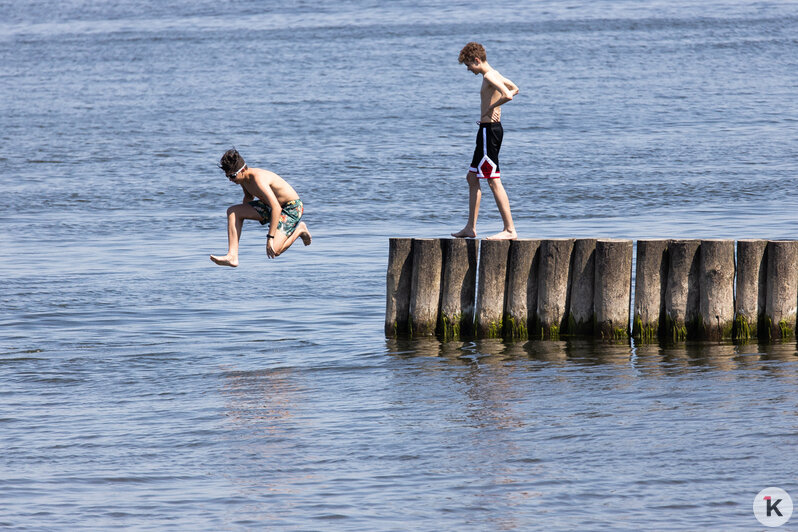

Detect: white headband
[231, 163, 246, 177]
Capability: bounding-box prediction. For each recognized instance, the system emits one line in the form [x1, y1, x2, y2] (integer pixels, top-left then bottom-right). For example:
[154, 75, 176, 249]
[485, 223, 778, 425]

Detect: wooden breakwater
[385, 238, 798, 342]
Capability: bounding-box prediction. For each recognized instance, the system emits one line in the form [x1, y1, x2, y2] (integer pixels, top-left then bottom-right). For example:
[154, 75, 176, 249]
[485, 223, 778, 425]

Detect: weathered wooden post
[735, 239, 768, 340]
[475, 239, 511, 338]
[665, 240, 701, 341]
[439, 238, 479, 340]
[386, 238, 413, 337]
[536, 239, 574, 339]
[504, 239, 541, 339]
[408, 238, 444, 337]
[568, 239, 596, 335]
[633, 240, 668, 341]
[698, 239, 735, 340]
[594, 239, 633, 340]
[764, 240, 798, 340]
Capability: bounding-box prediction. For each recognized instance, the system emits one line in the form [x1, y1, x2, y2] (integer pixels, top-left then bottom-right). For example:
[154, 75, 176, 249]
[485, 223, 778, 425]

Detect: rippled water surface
[2, 0, 798, 529]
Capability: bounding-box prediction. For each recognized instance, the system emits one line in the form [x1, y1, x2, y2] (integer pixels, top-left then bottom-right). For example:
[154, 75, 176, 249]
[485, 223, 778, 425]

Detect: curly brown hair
[458, 42, 486, 64]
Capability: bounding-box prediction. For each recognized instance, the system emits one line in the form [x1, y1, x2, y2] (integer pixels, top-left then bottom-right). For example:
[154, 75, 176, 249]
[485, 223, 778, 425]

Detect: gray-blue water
[2, 1, 798, 529]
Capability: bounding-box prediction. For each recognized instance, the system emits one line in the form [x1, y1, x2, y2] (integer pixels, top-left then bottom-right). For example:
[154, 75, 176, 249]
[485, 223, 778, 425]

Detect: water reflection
[219, 365, 314, 516]
[386, 337, 798, 375]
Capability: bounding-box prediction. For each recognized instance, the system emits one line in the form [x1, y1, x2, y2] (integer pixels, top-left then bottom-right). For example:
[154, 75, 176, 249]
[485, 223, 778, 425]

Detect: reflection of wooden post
[735, 240, 767, 340]
[440, 239, 479, 340]
[698, 240, 735, 340]
[385, 238, 413, 337]
[408, 238, 444, 337]
[568, 239, 596, 335]
[536, 239, 574, 339]
[594, 239, 633, 339]
[633, 240, 668, 341]
[504, 239, 541, 339]
[475, 240, 511, 338]
[765, 240, 798, 340]
[665, 240, 701, 341]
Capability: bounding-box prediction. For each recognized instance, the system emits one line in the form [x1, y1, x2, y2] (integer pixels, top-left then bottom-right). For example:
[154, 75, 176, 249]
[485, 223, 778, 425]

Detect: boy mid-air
[210, 148, 311, 267]
[451, 42, 519, 240]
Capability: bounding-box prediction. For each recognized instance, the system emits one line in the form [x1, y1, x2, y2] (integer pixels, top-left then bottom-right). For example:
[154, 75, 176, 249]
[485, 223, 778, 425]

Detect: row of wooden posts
[385, 238, 798, 342]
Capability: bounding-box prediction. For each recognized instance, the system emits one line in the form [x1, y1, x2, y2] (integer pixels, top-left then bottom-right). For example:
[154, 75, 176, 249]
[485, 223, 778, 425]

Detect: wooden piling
[633, 240, 668, 341]
[698, 239, 735, 340]
[536, 239, 574, 339]
[594, 239, 633, 340]
[735, 239, 767, 339]
[665, 240, 701, 341]
[439, 238, 479, 340]
[504, 239, 541, 339]
[385, 238, 413, 337]
[764, 240, 798, 340]
[475, 239, 511, 338]
[568, 239, 596, 335]
[408, 238, 444, 337]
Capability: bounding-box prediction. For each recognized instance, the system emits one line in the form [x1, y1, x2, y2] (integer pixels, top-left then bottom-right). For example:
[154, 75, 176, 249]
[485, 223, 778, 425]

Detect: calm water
[2, 0, 798, 529]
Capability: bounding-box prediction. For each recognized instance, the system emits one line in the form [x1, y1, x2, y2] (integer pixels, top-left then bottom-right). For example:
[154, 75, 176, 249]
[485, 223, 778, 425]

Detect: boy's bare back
[239, 168, 300, 206]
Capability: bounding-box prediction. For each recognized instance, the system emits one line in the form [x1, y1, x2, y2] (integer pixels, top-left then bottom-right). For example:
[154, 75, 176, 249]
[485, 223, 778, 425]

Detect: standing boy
[452, 42, 519, 240]
[210, 148, 311, 267]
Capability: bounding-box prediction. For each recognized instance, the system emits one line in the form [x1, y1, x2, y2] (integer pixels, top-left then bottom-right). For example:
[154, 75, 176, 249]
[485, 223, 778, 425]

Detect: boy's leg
[270, 222, 312, 257]
[210, 203, 262, 267]
[486, 178, 517, 240]
[451, 171, 481, 238]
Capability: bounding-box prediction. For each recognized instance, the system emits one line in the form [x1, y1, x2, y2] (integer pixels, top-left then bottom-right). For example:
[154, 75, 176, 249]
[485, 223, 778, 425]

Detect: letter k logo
[755, 488, 792, 527]
[765, 496, 784, 517]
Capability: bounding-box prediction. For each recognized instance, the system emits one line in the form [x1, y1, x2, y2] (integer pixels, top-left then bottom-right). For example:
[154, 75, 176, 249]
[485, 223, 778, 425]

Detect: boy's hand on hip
[267, 240, 277, 259]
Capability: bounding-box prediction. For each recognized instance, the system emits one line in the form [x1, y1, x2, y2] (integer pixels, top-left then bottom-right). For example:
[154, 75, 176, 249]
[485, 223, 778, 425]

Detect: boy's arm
[242, 185, 254, 203]
[248, 179, 283, 258]
[484, 70, 516, 109]
[503, 76, 520, 96]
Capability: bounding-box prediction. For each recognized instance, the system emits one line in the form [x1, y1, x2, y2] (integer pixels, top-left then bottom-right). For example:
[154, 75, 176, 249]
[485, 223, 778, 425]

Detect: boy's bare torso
[240, 168, 300, 206]
[480, 69, 517, 122]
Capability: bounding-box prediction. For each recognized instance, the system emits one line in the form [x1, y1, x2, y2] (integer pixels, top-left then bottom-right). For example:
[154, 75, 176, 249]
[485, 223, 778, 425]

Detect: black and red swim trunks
[469, 122, 503, 179]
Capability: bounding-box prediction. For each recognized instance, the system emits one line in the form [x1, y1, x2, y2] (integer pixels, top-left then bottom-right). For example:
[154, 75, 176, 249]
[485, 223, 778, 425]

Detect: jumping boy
[452, 42, 519, 240]
[210, 148, 311, 267]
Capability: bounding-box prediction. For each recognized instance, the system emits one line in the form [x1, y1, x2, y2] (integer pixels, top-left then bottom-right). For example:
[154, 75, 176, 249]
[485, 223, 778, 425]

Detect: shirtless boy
[452, 42, 519, 240]
[210, 148, 311, 267]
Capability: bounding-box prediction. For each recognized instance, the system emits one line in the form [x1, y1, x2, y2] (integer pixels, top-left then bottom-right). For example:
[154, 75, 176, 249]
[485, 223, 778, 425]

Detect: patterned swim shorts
[248, 199, 304, 237]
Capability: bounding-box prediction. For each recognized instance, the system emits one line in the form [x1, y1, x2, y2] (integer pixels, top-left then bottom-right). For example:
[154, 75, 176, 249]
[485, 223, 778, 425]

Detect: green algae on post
[537, 239, 574, 340]
[634, 240, 669, 341]
[594, 239, 633, 340]
[504, 239, 541, 340]
[698, 240, 735, 340]
[385, 238, 414, 337]
[439, 238, 478, 340]
[764, 241, 798, 341]
[475, 239, 510, 339]
[409, 238, 444, 337]
[734, 240, 767, 340]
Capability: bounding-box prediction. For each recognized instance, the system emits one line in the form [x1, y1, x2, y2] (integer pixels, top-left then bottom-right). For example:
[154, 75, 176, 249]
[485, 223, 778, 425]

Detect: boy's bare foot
[451, 228, 477, 238]
[210, 254, 238, 267]
[298, 223, 312, 246]
[486, 230, 517, 240]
